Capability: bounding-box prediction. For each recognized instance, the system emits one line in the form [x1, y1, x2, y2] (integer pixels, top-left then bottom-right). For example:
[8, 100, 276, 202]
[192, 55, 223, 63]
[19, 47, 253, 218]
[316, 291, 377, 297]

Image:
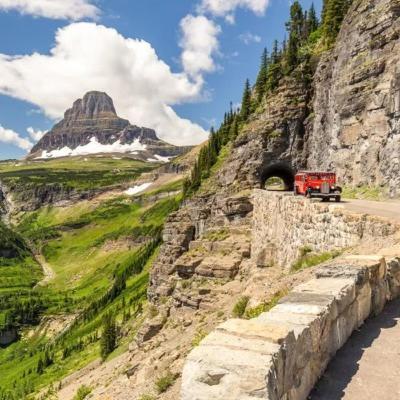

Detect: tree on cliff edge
[255, 48, 269, 102]
[240, 79, 252, 121]
[322, 0, 351, 45]
[286, 0, 304, 71]
[100, 313, 117, 360]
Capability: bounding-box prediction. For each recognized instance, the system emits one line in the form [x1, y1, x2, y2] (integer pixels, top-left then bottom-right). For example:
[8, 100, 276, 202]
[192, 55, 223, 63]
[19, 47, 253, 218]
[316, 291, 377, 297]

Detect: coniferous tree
[36, 357, 44, 374]
[322, 0, 350, 46]
[266, 40, 282, 91]
[255, 48, 269, 102]
[100, 313, 117, 360]
[286, 0, 304, 71]
[228, 116, 239, 141]
[191, 160, 201, 190]
[240, 79, 252, 121]
[271, 40, 280, 63]
[307, 3, 319, 33]
[43, 349, 53, 367]
[282, 36, 287, 53]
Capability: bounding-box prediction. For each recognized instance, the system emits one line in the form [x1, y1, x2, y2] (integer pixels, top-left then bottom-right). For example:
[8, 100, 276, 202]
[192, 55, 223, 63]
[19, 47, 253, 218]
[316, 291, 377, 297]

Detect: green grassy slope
[0, 223, 42, 331]
[0, 156, 157, 193]
[0, 169, 181, 399]
[0, 223, 41, 290]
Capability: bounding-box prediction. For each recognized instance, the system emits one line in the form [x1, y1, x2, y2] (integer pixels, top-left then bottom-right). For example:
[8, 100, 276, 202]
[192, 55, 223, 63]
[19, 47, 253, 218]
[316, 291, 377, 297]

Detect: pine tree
[286, 1, 304, 71]
[322, 0, 350, 46]
[255, 48, 269, 102]
[43, 349, 53, 367]
[266, 41, 282, 91]
[229, 117, 239, 141]
[282, 36, 287, 53]
[271, 40, 280, 63]
[100, 313, 117, 360]
[307, 3, 319, 33]
[191, 160, 201, 190]
[36, 357, 44, 374]
[240, 79, 252, 121]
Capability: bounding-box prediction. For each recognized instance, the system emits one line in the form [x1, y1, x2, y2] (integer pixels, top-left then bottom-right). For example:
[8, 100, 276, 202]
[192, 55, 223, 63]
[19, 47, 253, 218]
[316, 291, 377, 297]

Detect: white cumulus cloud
[198, 0, 269, 18]
[239, 32, 262, 44]
[0, 125, 33, 150]
[0, 0, 99, 20]
[180, 15, 221, 79]
[27, 127, 46, 141]
[0, 23, 209, 146]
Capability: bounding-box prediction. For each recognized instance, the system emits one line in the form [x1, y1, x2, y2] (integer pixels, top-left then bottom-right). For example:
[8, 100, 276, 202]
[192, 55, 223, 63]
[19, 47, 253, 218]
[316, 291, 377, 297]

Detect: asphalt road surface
[340, 198, 400, 222]
[309, 298, 400, 400]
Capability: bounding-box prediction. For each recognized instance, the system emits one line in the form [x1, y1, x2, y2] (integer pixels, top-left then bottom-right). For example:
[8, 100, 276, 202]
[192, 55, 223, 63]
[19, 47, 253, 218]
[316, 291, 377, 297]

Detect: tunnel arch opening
[260, 163, 295, 191]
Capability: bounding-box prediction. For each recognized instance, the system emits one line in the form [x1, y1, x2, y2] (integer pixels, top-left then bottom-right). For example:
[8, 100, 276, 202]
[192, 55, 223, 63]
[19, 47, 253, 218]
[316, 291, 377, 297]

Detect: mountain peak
[29, 91, 191, 161]
[66, 91, 117, 121]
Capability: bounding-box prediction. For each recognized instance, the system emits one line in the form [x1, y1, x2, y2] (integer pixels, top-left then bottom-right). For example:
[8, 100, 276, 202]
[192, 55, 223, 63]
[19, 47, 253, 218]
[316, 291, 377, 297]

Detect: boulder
[195, 256, 241, 279]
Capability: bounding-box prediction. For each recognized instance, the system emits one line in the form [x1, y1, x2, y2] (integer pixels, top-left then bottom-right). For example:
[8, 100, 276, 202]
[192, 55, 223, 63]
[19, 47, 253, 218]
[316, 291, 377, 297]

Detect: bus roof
[296, 171, 335, 175]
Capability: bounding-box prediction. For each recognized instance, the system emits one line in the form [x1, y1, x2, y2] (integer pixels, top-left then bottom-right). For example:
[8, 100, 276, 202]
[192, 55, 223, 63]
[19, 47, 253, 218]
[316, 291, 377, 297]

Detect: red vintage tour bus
[294, 171, 342, 202]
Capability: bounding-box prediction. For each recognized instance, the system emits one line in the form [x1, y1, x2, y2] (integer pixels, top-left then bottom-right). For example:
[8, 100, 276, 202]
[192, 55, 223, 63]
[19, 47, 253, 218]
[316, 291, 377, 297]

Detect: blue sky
[0, 0, 321, 160]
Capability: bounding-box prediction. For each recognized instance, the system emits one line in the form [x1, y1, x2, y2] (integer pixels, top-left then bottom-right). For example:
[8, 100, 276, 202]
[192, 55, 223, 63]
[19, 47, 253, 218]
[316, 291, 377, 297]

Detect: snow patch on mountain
[124, 182, 153, 196]
[147, 154, 172, 163]
[37, 137, 147, 159]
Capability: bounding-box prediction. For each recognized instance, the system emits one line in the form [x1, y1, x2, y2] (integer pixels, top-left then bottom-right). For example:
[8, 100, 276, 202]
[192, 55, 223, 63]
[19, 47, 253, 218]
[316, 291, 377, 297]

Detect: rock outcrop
[1, 181, 103, 212]
[0, 183, 7, 221]
[29, 91, 190, 160]
[148, 194, 253, 303]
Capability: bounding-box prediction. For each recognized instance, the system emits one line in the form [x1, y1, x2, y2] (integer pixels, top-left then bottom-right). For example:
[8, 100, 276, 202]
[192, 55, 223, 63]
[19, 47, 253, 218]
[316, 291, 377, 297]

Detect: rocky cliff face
[2, 181, 103, 212]
[0, 182, 11, 223]
[307, 0, 400, 196]
[30, 91, 190, 160]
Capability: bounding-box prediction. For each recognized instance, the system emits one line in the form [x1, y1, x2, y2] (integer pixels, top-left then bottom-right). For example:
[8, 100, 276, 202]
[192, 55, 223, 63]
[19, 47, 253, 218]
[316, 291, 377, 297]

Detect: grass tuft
[244, 289, 289, 319]
[192, 329, 207, 347]
[291, 247, 341, 272]
[232, 296, 250, 318]
[155, 371, 177, 394]
[73, 385, 92, 400]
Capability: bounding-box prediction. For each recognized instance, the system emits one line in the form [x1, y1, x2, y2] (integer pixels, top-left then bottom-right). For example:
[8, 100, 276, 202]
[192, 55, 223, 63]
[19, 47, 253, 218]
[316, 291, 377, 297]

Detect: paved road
[309, 298, 400, 400]
[341, 198, 400, 223]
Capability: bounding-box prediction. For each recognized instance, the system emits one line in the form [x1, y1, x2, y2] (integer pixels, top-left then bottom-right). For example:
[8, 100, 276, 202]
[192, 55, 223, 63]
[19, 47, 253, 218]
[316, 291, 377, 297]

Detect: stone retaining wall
[181, 254, 400, 400]
[252, 190, 398, 269]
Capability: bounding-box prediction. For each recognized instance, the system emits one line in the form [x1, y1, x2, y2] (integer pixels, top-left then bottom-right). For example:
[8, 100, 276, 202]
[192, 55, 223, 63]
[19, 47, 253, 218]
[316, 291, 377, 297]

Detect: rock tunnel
[260, 162, 295, 191]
